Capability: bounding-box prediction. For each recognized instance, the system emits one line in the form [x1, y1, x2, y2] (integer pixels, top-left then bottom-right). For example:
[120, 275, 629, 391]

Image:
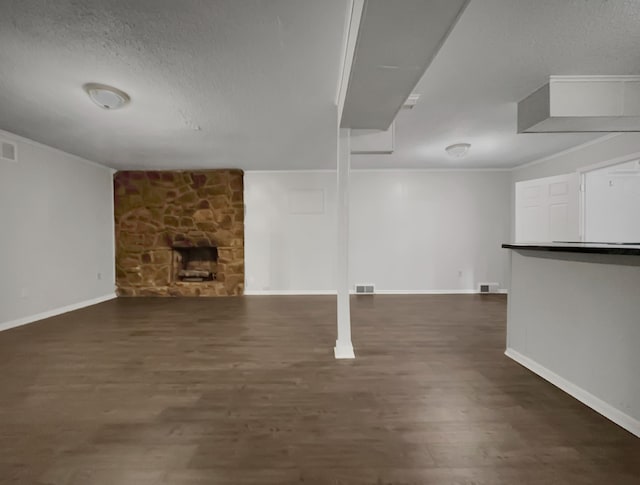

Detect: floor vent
[479, 282, 500, 293]
[1, 140, 17, 163]
[355, 284, 375, 294]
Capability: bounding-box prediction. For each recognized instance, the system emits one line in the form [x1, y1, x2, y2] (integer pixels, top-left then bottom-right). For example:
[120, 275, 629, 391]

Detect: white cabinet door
[515, 173, 579, 242]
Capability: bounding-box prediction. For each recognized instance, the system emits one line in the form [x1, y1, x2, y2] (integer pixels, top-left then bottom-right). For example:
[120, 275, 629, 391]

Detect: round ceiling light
[84, 83, 130, 110]
[445, 143, 471, 158]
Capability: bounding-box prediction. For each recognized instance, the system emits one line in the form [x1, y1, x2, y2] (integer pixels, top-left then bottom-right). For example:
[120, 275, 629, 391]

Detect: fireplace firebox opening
[172, 246, 218, 282]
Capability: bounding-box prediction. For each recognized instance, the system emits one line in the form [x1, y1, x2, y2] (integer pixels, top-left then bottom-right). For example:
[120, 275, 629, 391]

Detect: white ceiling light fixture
[445, 143, 471, 158]
[84, 83, 130, 110]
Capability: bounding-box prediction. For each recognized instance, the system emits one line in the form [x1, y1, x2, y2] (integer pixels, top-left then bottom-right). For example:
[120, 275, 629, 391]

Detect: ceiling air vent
[1, 140, 17, 163]
[355, 284, 375, 295]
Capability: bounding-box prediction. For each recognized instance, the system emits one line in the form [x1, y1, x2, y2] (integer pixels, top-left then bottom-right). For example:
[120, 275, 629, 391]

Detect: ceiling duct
[340, 0, 470, 130]
[518, 76, 640, 133]
[350, 123, 394, 154]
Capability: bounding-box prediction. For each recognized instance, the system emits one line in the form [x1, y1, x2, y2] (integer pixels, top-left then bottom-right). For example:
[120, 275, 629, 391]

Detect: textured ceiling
[352, 0, 640, 170]
[3, 0, 640, 171]
[340, 0, 469, 130]
[0, 0, 349, 170]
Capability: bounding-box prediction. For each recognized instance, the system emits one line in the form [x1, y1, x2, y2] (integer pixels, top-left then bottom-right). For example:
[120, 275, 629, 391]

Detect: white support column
[333, 0, 363, 359]
[335, 127, 355, 359]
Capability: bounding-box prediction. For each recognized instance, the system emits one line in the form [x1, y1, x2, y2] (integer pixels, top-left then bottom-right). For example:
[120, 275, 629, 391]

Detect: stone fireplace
[114, 170, 244, 297]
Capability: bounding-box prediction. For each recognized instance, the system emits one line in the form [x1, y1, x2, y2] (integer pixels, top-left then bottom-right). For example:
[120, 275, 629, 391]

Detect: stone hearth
[114, 170, 244, 296]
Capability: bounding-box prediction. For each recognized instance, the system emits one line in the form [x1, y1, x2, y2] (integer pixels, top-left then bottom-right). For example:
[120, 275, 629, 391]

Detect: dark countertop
[502, 242, 640, 256]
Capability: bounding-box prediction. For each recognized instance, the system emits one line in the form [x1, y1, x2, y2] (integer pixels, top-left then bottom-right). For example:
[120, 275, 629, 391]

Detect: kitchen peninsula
[502, 242, 640, 437]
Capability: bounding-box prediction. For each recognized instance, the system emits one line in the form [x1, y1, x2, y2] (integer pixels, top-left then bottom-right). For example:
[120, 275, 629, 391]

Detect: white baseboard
[505, 348, 640, 438]
[0, 293, 117, 332]
[375, 289, 508, 295]
[244, 289, 508, 296]
[244, 290, 337, 296]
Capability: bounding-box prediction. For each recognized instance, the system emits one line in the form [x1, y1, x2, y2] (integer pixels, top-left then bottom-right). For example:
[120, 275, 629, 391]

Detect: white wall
[350, 171, 511, 292]
[0, 131, 116, 329]
[585, 160, 640, 242]
[244, 170, 511, 293]
[244, 171, 337, 293]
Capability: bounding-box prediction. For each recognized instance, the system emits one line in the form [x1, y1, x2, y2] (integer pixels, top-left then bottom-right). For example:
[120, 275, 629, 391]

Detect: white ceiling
[2, 0, 640, 171]
[0, 0, 349, 170]
[352, 0, 640, 170]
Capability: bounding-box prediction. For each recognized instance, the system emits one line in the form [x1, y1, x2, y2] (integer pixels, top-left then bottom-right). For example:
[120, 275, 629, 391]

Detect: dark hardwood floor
[0, 295, 638, 484]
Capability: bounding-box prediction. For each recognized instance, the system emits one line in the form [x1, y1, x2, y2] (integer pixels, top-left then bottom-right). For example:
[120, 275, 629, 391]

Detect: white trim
[244, 169, 336, 174]
[244, 290, 337, 296]
[244, 289, 508, 296]
[375, 289, 507, 295]
[512, 134, 622, 171]
[550, 75, 640, 83]
[245, 168, 514, 174]
[352, 167, 512, 173]
[576, 150, 640, 175]
[579, 171, 586, 241]
[109, 173, 117, 286]
[334, 341, 355, 359]
[0, 128, 115, 173]
[0, 293, 117, 332]
[505, 348, 640, 438]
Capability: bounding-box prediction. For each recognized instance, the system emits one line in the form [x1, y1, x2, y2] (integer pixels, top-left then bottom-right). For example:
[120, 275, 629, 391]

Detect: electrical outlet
[457, 270, 463, 277]
[97, 272, 102, 280]
[20, 288, 28, 298]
